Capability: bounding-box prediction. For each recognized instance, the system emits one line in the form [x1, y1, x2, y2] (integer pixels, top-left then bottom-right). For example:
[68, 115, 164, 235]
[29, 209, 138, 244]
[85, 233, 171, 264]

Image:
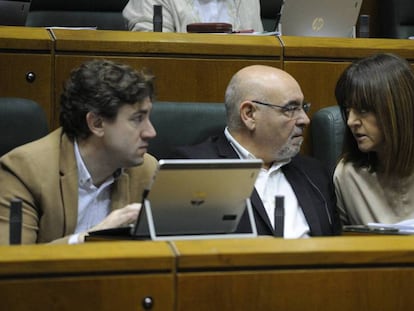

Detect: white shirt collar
[224, 127, 290, 171]
[74, 140, 121, 188]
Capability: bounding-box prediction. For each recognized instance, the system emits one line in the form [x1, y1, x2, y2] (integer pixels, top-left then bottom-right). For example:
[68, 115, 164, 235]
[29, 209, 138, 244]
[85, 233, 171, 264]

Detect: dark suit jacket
[171, 133, 341, 236]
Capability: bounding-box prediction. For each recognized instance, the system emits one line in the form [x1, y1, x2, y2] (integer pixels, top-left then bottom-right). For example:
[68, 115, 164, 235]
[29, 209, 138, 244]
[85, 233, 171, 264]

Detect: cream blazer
[334, 159, 414, 225]
[0, 129, 157, 244]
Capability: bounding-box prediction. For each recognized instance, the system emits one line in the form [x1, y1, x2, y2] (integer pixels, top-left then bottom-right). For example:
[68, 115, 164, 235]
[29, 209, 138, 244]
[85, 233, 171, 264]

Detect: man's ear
[240, 101, 257, 130]
[86, 111, 104, 137]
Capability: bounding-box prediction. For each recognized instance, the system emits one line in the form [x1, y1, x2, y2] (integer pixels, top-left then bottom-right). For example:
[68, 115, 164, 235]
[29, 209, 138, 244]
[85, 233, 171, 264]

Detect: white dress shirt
[224, 128, 310, 238]
[68, 141, 116, 244]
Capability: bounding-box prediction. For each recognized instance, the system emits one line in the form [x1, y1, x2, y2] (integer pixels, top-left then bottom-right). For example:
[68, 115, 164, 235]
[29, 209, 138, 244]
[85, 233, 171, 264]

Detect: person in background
[0, 59, 158, 244]
[334, 53, 414, 225]
[171, 65, 341, 237]
[123, 0, 263, 33]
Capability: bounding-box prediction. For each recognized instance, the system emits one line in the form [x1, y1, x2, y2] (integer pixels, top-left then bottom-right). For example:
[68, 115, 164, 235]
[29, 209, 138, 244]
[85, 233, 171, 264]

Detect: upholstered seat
[0, 97, 49, 157]
[25, 0, 129, 30]
[148, 102, 226, 159]
[310, 106, 345, 174]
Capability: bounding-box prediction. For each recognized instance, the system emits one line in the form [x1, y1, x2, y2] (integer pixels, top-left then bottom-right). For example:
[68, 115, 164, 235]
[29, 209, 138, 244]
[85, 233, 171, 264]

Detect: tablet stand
[143, 198, 257, 241]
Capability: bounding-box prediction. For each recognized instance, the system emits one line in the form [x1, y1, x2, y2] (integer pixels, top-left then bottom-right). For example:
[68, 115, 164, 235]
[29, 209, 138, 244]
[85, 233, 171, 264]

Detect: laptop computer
[279, 0, 363, 37]
[0, 0, 31, 26]
[132, 159, 262, 240]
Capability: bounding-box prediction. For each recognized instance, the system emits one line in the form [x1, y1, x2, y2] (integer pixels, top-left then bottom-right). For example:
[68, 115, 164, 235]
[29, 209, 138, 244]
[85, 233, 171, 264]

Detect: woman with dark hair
[334, 53, 414, 225]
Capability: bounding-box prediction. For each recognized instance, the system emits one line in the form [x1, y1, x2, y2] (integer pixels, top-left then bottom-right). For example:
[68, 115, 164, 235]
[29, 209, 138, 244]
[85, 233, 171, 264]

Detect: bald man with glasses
[171, 65, 341, 238]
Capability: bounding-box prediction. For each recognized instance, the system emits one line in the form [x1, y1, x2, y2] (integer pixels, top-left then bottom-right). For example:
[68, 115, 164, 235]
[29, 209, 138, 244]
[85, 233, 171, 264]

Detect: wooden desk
[0, 26, 54, 126]
[1, 236, 414, 310]
[0, 241, 175, 311]
[173, 236, 414, 311]
[51, 29, 282, 128]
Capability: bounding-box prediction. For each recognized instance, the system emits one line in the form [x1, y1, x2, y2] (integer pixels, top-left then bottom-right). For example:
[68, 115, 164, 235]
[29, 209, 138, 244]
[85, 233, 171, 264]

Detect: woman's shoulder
[334, 158, 375, 184]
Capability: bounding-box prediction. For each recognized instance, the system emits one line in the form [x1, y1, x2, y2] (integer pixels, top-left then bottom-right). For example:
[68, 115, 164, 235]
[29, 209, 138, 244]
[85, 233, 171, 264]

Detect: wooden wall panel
[283, 61, 351, 155]
[177, 268, 414, 311]
[53, 55, 281, 129]
[0, 54, 53, 124]
[0, 27, 53, 126]
[0, 274, 174, 311]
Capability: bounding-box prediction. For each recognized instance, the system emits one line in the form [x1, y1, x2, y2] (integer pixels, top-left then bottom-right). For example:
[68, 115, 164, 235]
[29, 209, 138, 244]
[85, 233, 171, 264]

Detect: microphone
[274, 196, 284, 237]
[358, 14, 370, 38]
[153, 5, 163, 32]
[9, 198, 22, 245]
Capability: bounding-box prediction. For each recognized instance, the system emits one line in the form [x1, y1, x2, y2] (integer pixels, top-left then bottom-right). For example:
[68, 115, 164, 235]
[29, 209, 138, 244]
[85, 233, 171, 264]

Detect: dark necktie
[274, 196, 284, 237]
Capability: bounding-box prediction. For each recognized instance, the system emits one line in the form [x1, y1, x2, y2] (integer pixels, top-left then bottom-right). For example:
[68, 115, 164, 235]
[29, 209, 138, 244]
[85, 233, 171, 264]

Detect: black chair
[148, 102, 226, 160]
[260, 0, 284, 32]
[0, 97, 49, 157]
[310, 106, 345, 174]
[25, 0, 129, 30]
[378, 0, 414, 39]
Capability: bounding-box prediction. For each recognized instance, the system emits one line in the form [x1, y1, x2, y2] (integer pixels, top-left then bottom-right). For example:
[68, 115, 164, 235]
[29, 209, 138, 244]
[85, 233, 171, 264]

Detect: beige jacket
[334, 159, 414, 225]
[0, 129, 157, 244]
[123, 0, 263, 32]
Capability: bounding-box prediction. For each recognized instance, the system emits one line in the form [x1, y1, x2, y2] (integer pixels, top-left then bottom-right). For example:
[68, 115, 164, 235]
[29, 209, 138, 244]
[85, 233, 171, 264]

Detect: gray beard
[274, 140, 302, 162]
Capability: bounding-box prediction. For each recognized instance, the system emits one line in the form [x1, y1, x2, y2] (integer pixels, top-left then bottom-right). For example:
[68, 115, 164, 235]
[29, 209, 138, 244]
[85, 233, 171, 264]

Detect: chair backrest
[148, 102, 226, 159]
[0, 97, 49, 157]
[378, 0, 414, 39]
[25, 0, 129, 30]
[310, 106, 345, 174]
[260, 0, 284, 32]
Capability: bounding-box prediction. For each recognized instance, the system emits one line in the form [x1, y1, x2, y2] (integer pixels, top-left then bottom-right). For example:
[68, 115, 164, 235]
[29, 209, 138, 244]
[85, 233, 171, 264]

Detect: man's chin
[276, 146, 300, 161]
[125, 157, 144, 168]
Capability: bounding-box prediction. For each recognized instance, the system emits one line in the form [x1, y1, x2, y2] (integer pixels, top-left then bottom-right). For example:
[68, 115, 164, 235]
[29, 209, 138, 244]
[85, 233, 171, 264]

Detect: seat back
[378, 0, 414, 39]
[25, 0, 128, 30]
[310, 106, 345, 174]
[260, 0, 283, 32]
[0, 97, 49, 157]
[148, 102, 226, 159]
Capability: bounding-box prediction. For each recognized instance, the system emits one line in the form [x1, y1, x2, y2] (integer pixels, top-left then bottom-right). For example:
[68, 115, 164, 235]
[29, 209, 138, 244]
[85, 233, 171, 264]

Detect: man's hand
[77, 203, 141, 243]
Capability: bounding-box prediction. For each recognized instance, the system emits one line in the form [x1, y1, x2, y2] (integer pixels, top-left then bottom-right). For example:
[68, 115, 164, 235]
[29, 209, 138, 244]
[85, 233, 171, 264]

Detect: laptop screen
[0, 0, 31, 26]
[132, 159, 262, 240]
[279, 0, 363, 37]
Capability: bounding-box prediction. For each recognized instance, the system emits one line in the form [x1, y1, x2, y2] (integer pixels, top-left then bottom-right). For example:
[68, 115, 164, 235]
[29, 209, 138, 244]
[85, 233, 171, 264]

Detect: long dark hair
[335, 53, 414, 178]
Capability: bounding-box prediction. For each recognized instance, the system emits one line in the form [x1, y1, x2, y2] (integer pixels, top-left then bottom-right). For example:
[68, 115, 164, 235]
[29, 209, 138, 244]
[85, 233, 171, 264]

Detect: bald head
[225, 65, 302, 130]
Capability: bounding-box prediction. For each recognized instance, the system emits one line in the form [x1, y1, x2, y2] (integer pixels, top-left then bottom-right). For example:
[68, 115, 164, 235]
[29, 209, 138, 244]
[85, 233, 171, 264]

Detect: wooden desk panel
[0, 26, 54, 126]
[54, 55, 280, 103]
[177, 268, 414, 311]
[173, 236, 414, 310]
[0, 241, 175, 311]
[0, 241, 174, 275]
[284, 61, 351, 155]
[51, 30, 282, 129]
[279, 36, 414, 60]
[0, 26, 52, 50]
[1, 274, 173, 311]
[50, 30, 281, 57]
[0, 53, 53, 124]
[1, 237, 414, 310]
[172, 236, 414, 269]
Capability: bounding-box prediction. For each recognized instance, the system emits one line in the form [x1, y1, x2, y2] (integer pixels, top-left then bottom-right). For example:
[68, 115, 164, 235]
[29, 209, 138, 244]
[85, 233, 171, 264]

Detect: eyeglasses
[252, 100, 311, 119]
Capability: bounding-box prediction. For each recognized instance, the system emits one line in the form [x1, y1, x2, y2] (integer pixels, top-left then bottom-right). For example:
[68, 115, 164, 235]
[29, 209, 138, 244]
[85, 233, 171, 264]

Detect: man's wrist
[68, 232, 88, 244]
